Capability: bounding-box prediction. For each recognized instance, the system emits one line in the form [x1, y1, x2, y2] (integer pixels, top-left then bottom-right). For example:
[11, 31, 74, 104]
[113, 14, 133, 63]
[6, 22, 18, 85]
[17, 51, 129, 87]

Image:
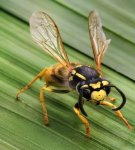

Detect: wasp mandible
[16, 10, 132, 137]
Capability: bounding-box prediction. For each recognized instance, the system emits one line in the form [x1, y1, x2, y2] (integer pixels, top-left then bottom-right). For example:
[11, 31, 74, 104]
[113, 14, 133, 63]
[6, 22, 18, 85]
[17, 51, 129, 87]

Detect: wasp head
[76, 78, 126, 116]
[77, 79, 110, 101]
[89, 79, 111, 102]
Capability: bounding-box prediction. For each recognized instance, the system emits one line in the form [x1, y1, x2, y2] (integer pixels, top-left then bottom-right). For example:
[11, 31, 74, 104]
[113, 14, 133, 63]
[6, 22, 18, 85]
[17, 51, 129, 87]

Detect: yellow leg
[40, 86, 70, 125]
[73, 106, 90, 137]
[105, 96, 116, 102]
[100, 101, 132, 129]
[16, 68, 47, 99]
[40, 86, 49, 125]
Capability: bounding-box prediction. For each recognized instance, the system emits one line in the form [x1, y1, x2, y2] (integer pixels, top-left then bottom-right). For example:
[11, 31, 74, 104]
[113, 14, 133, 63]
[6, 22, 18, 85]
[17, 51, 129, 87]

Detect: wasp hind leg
[100, 101, 132, 130]
[73, 103, 90, 138]
[16, 68, 47, 99]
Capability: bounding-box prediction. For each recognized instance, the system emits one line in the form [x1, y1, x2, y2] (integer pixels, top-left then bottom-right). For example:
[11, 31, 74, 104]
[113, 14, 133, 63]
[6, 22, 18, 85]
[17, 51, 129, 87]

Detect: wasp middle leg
[40, 85, 70, 125]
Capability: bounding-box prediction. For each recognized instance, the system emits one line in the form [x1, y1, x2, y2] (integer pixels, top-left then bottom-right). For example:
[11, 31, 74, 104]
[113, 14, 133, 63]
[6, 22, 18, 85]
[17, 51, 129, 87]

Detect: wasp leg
[73, 103, 90, 137]
[40, 86, 49, 125]
[105, 96, 116, 102]
[16, 68, 47, 99]
[40, 85, 70, 125]
[100, 101, 132, 129]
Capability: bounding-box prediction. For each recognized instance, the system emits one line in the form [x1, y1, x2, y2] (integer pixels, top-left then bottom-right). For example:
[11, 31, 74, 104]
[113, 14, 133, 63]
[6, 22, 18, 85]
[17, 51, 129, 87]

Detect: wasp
[16, 10, 132, 137]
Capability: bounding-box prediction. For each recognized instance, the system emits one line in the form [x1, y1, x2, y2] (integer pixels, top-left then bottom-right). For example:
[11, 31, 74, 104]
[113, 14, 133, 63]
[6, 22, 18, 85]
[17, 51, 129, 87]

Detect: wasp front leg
[73, 103, 90, 138]
[100, 101, 132, 129]
[105, 96, 116, 102]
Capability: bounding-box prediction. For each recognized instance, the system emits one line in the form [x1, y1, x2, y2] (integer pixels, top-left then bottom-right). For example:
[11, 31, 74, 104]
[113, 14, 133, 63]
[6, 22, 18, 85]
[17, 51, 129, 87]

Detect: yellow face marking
[76, 73, 86, 80]
[71, 70, 76, 75]
[91, 90, 107, 101]
[69, 76, 73, 81]
[102, 81, 109, 86]
[90, 82, 101, 89]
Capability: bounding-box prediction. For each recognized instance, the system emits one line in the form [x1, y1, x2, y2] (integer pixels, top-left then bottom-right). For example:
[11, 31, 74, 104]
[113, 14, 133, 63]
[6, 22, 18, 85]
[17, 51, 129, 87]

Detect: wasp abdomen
[69, 65, 99, 89]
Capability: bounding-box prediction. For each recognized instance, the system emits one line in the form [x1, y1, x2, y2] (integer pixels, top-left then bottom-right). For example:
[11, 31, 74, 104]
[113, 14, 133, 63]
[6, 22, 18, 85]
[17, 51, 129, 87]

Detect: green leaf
[0, 1, 135, 150]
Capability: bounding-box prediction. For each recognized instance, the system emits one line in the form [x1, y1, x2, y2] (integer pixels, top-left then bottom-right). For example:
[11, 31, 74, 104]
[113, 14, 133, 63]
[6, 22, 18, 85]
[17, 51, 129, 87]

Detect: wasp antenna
[78, 89, 88, 116]
[109, 85, 126, 111]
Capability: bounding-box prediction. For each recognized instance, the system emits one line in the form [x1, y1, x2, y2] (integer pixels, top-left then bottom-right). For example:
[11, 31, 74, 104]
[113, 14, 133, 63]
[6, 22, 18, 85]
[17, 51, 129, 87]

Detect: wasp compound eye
[82, 89, 91, 99]
[102, 86, 111, 95]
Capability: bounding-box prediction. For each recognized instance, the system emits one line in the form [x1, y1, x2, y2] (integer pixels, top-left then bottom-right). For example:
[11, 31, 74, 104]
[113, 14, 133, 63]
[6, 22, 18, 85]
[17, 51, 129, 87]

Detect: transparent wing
[88, 10, 111, 75]
[29, 11, 70, 66]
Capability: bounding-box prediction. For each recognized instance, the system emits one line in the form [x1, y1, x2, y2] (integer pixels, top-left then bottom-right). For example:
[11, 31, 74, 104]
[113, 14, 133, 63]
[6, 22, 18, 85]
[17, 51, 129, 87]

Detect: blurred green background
[0, 0, 135, 150]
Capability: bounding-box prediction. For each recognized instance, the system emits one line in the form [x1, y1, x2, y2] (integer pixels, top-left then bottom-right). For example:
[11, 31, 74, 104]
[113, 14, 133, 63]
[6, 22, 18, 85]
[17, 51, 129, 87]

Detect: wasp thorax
[69, 65, 99, 89]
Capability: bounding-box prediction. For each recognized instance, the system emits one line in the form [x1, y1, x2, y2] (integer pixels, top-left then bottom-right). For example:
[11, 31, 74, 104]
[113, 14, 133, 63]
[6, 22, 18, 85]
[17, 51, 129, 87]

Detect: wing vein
[89, 10, 111, 75]
[29, 11, 70, 66]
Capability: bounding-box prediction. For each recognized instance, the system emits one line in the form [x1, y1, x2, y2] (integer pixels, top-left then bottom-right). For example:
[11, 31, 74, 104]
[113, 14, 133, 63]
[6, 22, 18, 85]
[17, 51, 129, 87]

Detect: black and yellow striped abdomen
[68, 65, 100, 89]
